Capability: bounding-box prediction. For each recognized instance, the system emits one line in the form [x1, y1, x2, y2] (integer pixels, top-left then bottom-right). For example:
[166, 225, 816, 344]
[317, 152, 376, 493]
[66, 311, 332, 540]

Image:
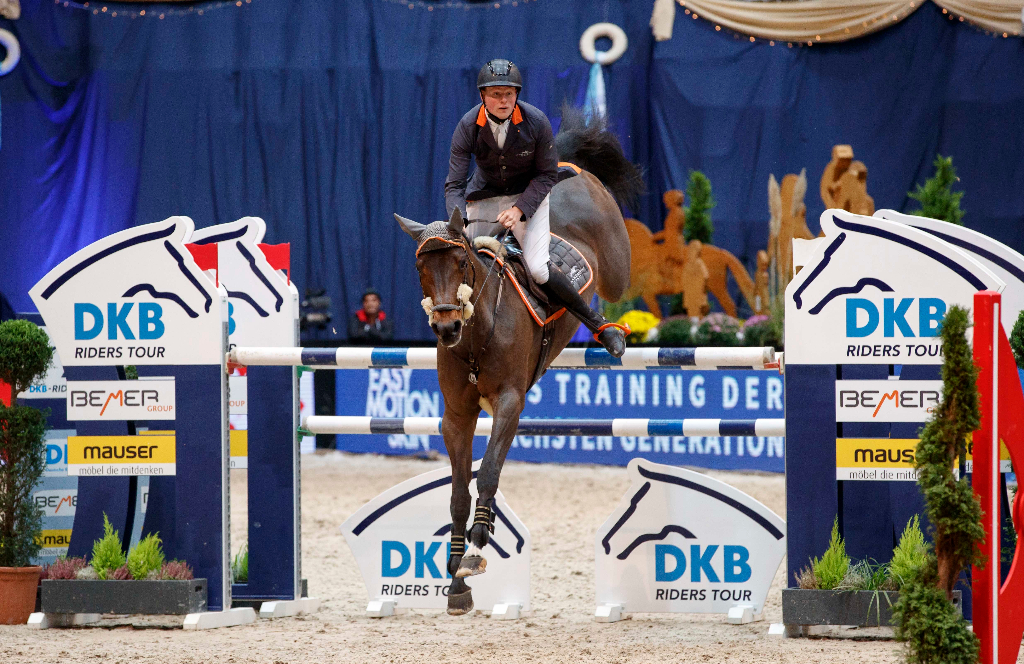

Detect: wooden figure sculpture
[680, 240, 709, 318]
[821, 144, 874, 215]
[624, 190, 759, 318]
[767, 169, 815, 299]
[754, 249, 769, 315]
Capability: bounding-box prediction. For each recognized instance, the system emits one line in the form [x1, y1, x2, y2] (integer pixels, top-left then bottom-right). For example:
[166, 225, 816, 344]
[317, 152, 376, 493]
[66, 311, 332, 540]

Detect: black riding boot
[542, 262, 626, 357]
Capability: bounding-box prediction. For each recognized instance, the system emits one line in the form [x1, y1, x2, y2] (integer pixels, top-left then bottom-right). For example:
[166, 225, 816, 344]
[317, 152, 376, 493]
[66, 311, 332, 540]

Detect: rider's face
[481, 86, 517, 120]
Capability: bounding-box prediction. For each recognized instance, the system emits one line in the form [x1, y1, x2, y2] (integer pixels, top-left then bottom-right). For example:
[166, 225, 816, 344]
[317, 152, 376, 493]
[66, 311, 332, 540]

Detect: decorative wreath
[579, 22, 628, 65]
[0, 29, 19, 76]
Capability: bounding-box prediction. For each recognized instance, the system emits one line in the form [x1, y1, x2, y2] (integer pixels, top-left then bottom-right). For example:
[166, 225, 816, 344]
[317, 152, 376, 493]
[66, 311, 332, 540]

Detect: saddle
[466, 161, 592, 326]
[473, 232, 593, 327]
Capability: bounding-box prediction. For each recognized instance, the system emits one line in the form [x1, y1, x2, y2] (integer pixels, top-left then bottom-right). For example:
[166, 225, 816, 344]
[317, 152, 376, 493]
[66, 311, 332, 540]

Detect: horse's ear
[394, 213, 426, 240]
[448, 207, 465, 235]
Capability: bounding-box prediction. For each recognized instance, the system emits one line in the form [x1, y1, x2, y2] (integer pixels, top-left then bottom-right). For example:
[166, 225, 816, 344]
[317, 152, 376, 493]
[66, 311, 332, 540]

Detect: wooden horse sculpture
[625, 190, 760, 317]
[394, 114, 633, 615]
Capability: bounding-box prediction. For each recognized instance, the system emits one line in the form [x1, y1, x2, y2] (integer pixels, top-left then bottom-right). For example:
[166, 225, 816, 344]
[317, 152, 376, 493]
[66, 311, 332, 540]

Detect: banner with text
[336, 367, 785, 472]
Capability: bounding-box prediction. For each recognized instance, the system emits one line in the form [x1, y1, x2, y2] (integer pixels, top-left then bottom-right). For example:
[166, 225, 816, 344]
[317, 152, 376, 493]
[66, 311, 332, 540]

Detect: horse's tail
[555, 105, 644, 210]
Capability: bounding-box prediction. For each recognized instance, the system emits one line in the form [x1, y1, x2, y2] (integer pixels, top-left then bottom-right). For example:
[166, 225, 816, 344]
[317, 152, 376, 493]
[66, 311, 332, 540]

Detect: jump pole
[301, 416, 785, 438]
[230, 346, 780, 371]
[972, 290, 1024, 664]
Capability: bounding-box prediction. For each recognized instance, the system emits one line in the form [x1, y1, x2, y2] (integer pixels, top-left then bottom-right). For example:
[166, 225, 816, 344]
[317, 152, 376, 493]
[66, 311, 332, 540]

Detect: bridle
[424, 229, 508, 385]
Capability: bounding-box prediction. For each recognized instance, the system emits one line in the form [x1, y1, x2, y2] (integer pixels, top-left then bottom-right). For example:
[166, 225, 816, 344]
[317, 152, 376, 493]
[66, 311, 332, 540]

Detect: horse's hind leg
[442, 411, 476, 615]
[458, 387, 524, 578]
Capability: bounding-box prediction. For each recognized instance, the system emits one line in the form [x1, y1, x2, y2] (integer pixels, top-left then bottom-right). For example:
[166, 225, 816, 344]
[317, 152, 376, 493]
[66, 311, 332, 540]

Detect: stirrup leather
[473, 504, 495, 534]
[593, 321, 631, 343]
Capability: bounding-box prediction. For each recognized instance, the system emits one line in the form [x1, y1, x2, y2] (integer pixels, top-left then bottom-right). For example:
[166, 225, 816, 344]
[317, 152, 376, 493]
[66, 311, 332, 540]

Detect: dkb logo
[845, 297, 946, 338]
[74, 303, 165, 340]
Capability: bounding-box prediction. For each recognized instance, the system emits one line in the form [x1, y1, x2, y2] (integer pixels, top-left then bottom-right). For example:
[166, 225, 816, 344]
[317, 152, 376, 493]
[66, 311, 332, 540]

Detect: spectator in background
[348, 288, 393, 343]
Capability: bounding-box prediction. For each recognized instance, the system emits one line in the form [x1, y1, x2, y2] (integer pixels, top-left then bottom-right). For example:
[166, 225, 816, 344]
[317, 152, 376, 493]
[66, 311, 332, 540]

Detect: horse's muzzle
[431, 318, 463, 347]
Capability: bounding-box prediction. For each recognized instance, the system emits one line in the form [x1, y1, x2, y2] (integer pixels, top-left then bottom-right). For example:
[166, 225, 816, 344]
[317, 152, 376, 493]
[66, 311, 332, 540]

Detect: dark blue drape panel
[649, 3, 1024, 279]
[1, 1, 1023, 339]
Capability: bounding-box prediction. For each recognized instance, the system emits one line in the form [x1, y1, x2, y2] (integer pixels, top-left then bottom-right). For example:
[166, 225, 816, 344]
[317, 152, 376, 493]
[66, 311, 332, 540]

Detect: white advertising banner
[28, 217, 226, 366]
[835, 379, 942, 422]
[785, 210, 1004, 365]
[229, 374, 247, 414]
[340, 461, 531, 612]
[595, 458, 785, 615]
[190, 217, 298, 350]
[67, 378, 176, 421]
[877, 209, 1024, 335]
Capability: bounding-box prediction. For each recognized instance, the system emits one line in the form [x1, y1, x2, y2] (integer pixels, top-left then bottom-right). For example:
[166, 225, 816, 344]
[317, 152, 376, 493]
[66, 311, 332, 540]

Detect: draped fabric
[1, 0, 1023, 341]
[651, 0, 1024, 42]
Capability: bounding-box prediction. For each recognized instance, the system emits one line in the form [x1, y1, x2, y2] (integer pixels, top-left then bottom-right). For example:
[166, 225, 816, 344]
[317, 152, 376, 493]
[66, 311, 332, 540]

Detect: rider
[444, 58, 626, 357]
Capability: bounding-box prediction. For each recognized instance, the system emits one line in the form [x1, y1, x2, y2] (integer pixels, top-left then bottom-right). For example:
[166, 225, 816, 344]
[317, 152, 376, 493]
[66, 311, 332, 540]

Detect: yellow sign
[836, 439, 919, 481]
[837, 437, 1012, 481]
[230, 429, 248, 469]
[36, 529, 73, 548]
[68, 434, 176, 476]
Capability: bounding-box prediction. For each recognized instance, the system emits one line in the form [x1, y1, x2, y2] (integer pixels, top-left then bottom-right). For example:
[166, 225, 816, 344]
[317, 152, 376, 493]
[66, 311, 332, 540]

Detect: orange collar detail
[475, 104, 524, 127]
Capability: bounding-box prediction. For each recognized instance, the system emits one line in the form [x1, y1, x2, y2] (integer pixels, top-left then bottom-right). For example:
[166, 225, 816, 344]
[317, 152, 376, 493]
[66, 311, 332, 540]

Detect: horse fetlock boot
[543, 263, 627, 357]
[456, 503, 494, 578]
[446, 577, 474, 616]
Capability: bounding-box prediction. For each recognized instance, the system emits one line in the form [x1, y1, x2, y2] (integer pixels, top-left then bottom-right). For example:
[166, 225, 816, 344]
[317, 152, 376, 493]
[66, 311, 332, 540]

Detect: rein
[447, 229, 508, 385]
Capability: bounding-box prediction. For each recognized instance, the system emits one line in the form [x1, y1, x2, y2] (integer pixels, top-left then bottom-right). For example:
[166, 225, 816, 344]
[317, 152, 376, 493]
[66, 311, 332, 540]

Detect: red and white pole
[973, 290, 1000, 664]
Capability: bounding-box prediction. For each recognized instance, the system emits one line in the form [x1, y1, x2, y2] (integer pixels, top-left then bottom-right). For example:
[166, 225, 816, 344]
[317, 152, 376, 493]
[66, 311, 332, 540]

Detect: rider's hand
[497, 206, 523, 229]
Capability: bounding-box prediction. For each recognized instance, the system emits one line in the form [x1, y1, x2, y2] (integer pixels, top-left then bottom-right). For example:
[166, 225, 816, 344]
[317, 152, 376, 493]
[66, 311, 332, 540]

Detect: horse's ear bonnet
[395, 209, 467, 257]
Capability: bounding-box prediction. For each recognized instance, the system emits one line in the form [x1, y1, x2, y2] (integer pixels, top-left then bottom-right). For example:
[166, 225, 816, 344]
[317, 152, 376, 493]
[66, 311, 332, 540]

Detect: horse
[393, 109, 638, 615]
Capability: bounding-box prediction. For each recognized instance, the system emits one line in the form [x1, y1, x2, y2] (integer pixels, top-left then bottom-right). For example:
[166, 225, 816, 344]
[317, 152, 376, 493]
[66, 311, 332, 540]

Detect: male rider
[444, 58, 626, 357]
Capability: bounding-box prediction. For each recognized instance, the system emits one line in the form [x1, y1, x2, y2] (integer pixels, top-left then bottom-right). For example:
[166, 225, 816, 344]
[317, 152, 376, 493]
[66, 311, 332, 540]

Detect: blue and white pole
[301, 416, 785, 438]
[230, 346, 780, 371]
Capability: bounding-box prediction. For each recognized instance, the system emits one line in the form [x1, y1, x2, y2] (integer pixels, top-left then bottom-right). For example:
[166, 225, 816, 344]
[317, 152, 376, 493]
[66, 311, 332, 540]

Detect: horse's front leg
[457, 386, 524, 578]
[442, 409, 477, 615]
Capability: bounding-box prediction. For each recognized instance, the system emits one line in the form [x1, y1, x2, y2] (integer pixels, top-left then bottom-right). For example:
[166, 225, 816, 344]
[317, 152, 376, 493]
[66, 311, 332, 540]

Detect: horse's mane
[554, 104, 645, 211]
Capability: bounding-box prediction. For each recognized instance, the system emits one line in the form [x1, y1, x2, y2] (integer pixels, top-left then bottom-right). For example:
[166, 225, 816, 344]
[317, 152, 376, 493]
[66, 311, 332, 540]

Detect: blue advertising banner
[335, 367, 785, 472]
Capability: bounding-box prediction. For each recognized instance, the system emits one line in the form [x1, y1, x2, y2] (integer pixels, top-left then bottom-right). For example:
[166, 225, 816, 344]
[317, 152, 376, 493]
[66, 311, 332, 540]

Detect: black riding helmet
[477, 59, 522, 91]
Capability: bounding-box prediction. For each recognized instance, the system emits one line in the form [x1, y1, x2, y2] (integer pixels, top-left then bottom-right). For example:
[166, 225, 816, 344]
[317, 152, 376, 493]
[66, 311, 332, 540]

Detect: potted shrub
[39, 515, 207, 615]
[0, 320, 53, 624]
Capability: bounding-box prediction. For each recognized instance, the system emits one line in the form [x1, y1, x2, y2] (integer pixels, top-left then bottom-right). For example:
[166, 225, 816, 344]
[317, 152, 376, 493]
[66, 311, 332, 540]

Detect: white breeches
[466, 194, 551, 283]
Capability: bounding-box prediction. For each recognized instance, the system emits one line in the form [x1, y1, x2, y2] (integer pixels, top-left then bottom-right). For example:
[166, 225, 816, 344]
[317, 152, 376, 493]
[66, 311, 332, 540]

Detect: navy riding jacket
[444, 101, 559, 221]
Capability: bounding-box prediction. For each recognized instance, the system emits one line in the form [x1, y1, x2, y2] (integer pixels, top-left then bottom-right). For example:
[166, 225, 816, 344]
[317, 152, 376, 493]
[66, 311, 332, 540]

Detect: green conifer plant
[892, 305, 983, 664]
[126, 532, 165, 580]
[811, 518, 850, 590]
[683, 171, 715, 244]
[1009, 309, 1024, 369]
[908, 155, 964, 226]
[91, 513, 127, 579]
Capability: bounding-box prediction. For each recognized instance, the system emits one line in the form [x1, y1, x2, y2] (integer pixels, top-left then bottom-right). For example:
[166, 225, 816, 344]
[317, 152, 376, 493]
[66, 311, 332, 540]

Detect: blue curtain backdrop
[1, 0, 1022, 340]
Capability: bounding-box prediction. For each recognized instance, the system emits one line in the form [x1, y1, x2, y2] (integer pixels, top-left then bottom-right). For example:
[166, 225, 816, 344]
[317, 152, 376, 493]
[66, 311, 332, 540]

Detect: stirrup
[592, 322, 630, 343]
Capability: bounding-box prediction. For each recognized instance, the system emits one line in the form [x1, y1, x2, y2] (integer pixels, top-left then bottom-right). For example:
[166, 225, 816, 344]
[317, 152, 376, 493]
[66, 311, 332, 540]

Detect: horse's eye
[459, 258, 468, 270]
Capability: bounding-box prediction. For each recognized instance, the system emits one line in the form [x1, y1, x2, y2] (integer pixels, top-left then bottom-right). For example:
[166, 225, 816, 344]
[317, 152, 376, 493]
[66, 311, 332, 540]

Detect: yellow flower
[616, 310, 660, 343]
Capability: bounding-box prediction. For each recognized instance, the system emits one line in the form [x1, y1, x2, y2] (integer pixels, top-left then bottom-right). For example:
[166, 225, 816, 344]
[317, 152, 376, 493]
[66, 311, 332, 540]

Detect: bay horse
[394, 109, 638, 614]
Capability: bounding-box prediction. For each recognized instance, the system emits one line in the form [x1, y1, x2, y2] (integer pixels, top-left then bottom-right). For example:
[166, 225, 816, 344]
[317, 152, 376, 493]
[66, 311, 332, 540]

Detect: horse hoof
[455, 554, 487, 578]
[447, 589, 474, 615]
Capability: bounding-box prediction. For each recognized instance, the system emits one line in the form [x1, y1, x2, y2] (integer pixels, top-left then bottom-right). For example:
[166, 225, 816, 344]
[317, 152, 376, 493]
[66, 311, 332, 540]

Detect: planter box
[782, 589, 962, 628]
[40, 579, 207, 615]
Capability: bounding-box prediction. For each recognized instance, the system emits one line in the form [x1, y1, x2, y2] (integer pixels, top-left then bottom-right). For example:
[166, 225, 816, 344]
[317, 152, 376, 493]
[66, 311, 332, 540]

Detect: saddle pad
[477, 233, 593, 327]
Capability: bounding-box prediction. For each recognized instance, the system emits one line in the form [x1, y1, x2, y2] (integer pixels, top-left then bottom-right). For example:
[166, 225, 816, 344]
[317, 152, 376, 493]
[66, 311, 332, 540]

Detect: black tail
[554, 105, 645, 211]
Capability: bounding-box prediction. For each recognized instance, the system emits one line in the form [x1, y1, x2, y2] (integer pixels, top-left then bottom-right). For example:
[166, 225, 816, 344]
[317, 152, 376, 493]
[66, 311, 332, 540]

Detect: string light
[56, 0, 252, 19]
[382, 0, 537, 9]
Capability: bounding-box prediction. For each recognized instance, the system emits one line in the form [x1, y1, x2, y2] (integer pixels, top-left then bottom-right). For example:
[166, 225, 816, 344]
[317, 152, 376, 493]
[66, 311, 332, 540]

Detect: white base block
[490, 603, 521, 620]
[594, 604, 624, 623]
[767, 623, 786, 636]
[27, 612, 101, 629]
[726, 604, 761, 624]
[366, 599, 396, 618]
[259, 597, 321, 619]
[183, 607, 257, 630]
